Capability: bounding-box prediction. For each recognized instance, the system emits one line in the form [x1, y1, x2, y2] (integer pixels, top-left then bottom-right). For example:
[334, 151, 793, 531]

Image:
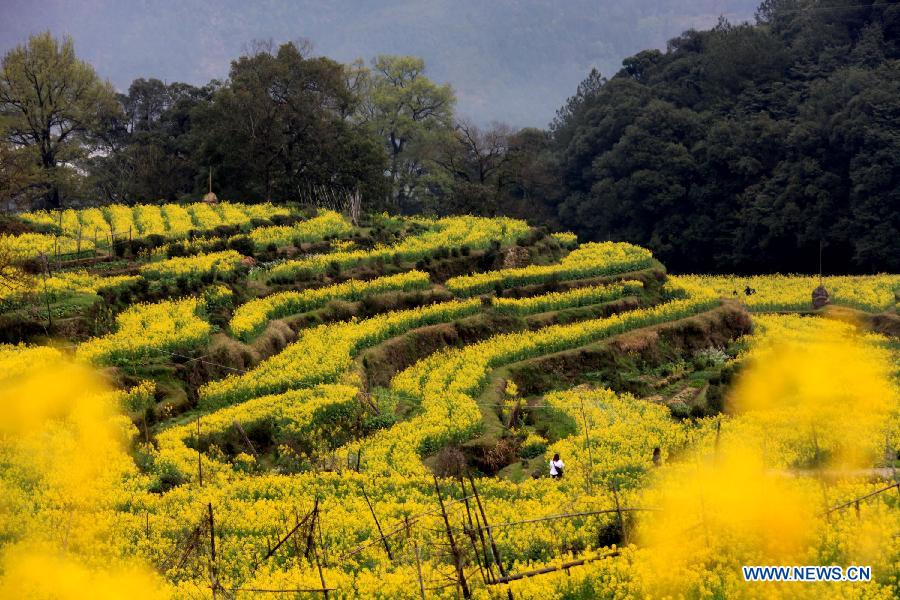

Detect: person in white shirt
[549, 453, 564, 479]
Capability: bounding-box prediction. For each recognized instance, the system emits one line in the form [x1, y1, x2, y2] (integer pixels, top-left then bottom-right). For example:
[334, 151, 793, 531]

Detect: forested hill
[548, 1, 900, 274]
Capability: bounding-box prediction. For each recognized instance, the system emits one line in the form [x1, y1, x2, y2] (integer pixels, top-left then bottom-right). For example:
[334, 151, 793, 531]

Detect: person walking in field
[550, 453, 564, 479]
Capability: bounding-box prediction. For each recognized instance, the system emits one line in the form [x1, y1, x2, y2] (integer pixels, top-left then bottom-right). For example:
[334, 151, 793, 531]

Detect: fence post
[468, 474, 514, 600]
[233, 420, 258, 458]
[196, 417, 203, 487]
[208, 503, 218, 599]
[458, 476, 489, 585]
[434, 476, 471, 599]
[612, 487, 628, 546]
[37, 252, 53, 329]
[362, 486, 394, 562]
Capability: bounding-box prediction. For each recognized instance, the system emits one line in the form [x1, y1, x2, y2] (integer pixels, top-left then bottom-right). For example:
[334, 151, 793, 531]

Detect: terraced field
[0, 208, 898, 599]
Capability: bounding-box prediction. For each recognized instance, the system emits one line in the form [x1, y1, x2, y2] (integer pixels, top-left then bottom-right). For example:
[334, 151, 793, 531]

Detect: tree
[357, 55, 455, 213]
[0, 139, 41, 208]
[549, 3, 900, 273]
[0, 32, 120, 207]
[196, 42, 387, 205]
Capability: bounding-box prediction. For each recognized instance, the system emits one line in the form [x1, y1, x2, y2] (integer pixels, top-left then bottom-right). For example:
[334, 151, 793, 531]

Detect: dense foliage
[549, 0, 900, 273]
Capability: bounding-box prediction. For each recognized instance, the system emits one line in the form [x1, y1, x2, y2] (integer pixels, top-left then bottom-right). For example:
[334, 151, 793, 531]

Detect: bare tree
[454, 120, 512, 185]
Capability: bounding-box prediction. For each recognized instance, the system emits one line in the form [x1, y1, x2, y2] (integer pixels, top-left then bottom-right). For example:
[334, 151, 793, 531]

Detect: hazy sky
[0, 0, 758, 127]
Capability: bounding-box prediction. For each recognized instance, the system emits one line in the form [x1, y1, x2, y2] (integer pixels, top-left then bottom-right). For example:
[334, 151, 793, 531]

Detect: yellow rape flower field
[0, 212, 897, 599]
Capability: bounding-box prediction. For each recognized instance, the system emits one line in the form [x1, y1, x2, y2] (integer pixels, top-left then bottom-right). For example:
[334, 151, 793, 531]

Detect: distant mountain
[0, 0, 758, 126]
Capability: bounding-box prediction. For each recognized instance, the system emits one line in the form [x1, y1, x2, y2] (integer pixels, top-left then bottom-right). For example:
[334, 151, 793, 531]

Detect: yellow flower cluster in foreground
[445, 241, 655, 296]
[266, 215, 530, 281]
[76, 297, 210, 366]
[230, 270, 431, 341]
[0, 344, 64, 381]
[672, 273, 900, 312]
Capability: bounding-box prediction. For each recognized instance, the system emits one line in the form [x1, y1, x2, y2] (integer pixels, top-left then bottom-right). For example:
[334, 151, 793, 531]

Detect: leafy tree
[551, 1, 900, 273]
[357, 55, 455, 212]
[191, 42, 387, 206]
[0, 32, 121, 207]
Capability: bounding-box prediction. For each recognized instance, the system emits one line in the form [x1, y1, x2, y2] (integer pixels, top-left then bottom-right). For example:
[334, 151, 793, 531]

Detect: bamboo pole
[468, 475, 512, 600]
[232, 420, 258, 458]
[458, 477, 488, 585]
[362, 486, 394, 561]
[490, 551, 620, 585]
[196, 417, 203, 487]
[406, 516, 427, 600]
[208, 503, 218, 599]
[434, 476, 470, 599]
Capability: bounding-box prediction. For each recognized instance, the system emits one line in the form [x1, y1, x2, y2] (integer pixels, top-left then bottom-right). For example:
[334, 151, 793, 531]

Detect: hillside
[0, 207, 898, 598]
[549, 1, 900, 273]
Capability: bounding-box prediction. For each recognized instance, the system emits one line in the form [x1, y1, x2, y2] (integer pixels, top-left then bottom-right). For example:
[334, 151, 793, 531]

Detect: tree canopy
[0, 32, 120, 207]
[548, 1, 900, 273]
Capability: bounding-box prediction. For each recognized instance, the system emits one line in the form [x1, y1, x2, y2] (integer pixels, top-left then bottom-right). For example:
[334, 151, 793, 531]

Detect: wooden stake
[311, 502, 329, 600]
[196, 417, 203, 487]
[305, 498, 319, 560]
[362, 487, 394, 561]
[233, 420, 258, 457]
[434, 476, 471, 599]
[37, 253, 53, 329]
[208, 503, 218, 599]
[406, 517, 427, 600]
[612, 487, 627, 546]
[458, 477, 488, 585]
[468, 475, 512, 600]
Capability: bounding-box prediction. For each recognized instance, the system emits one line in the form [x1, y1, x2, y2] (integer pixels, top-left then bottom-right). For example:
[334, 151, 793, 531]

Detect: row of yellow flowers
[445, 241, 655, 296]
[2, 202, 292, 260]
[139, 249, 245, 283]
[671, 273, 900, 312]
[229, 270, 432, 341]
[246, 209, 352, 249]
[154, 384, 359, 480]
[363, 296, 717, 476]
[20, 201, 291, 239]
[76, 297, 211, 366]
[0, 269, 139, 305]
[201, 276, 647, 408]
[265, 215, 530, 281]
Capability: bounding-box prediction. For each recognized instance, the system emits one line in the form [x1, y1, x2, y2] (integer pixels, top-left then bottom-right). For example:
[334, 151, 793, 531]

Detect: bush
[227, 235, 255, 256]
[145, 234, 166, 248]
[326, 260, 342, 278]
[129, 239, 148, 256]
